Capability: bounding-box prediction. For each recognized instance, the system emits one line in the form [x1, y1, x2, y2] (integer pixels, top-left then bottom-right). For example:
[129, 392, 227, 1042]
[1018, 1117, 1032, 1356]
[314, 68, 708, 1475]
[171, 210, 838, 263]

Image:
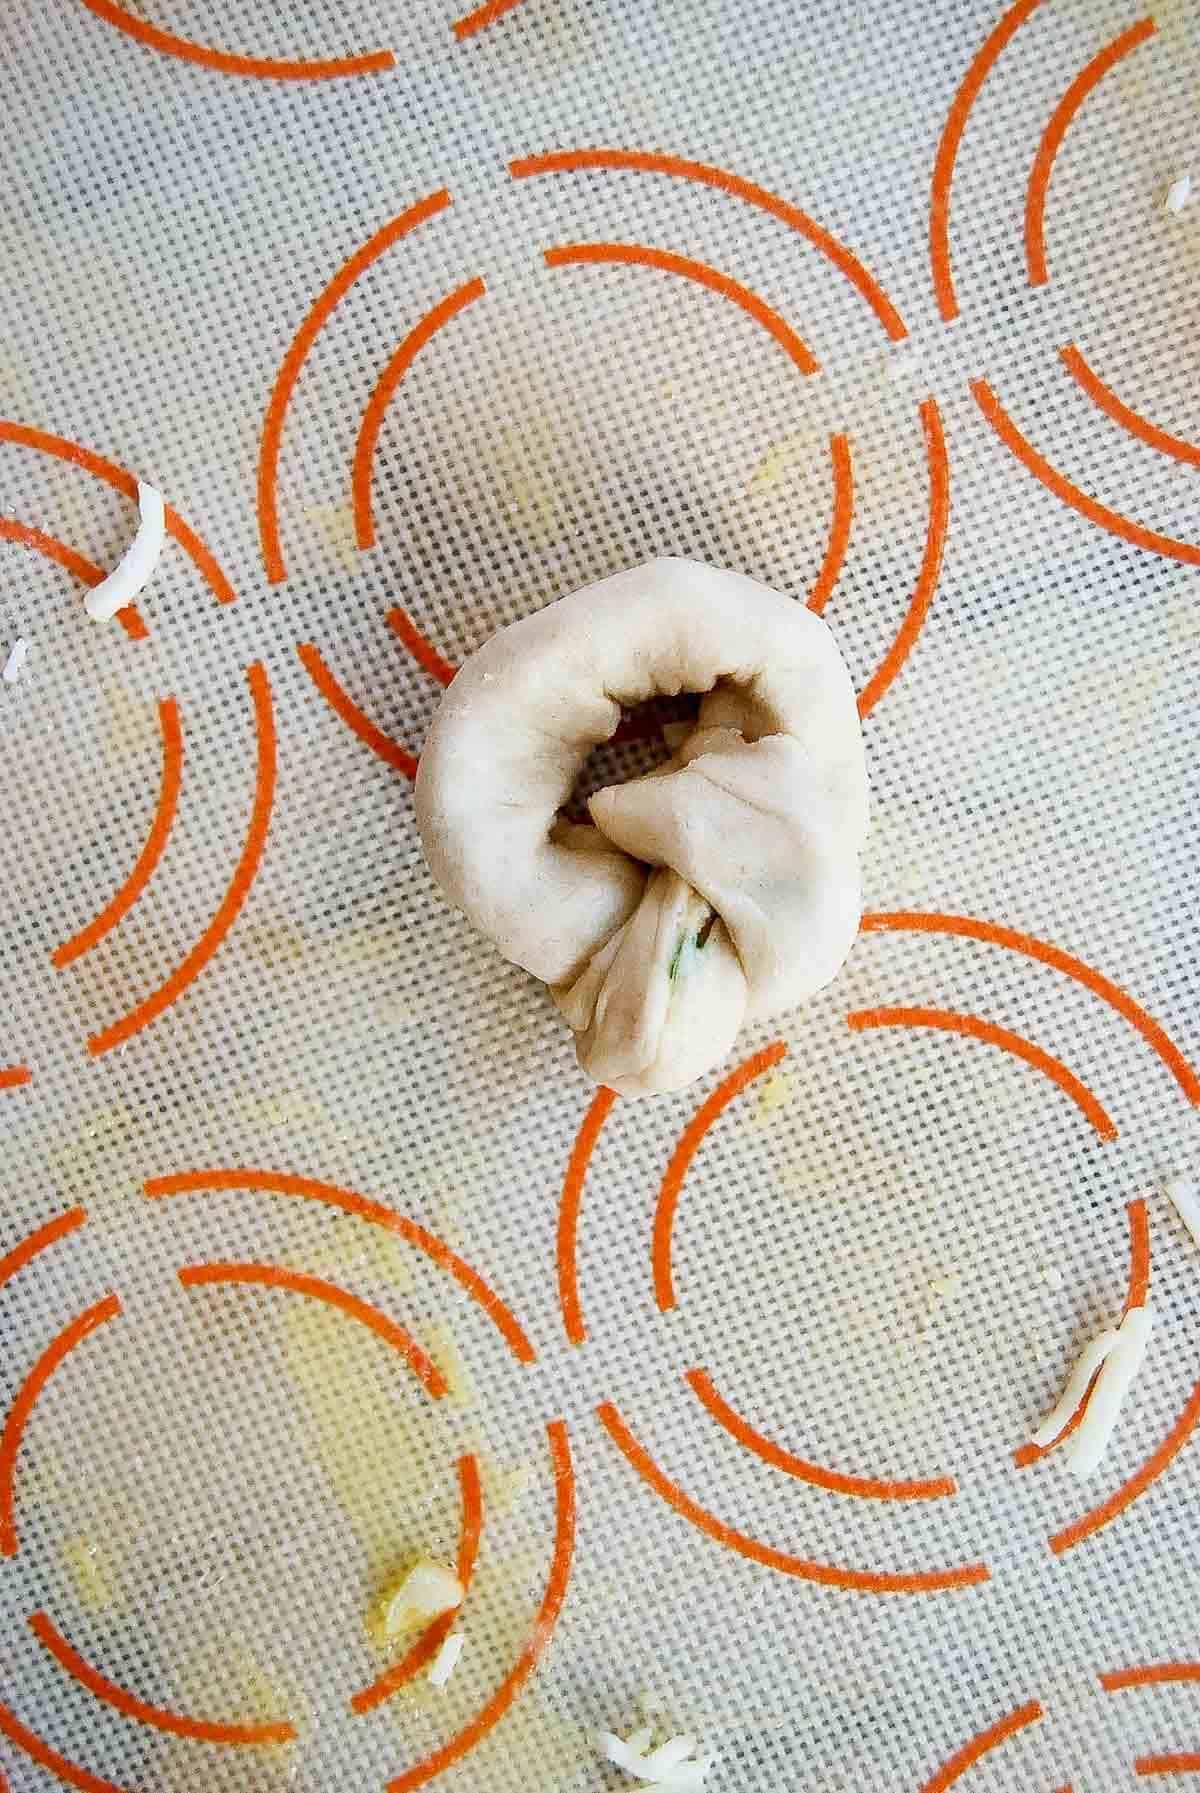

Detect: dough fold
[414, 558, 868, 1097]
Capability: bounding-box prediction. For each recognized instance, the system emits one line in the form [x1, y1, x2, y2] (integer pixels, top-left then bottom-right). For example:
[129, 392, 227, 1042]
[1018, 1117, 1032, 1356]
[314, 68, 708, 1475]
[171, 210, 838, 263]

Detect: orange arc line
[857, 396, 948, 718]
[0, 1697, 128, 1793]
[848, 1006, 1118, 1140]
[510, 148, 907, 340]
[0, 420, 235, 606]
[51, 697, 183, 968]
[1125, 1195, 1151, 1312]
[596, 1402, 988, 1594]
[28, 1610, 294, 1745]
[386, 605, 457, 688]
[351, 1453, 484, 1714]
[1059, 344, 1200, 468]
[920, 1701, 1044, 1793]
[0, 1295, 121, 1557]
[860, 912, 1200, 1104]
[0, 516, 146, 639]
[76, 0, 394, 79]
[297, 643, 417, 780]
[1050, 1373, 1200, 1555]
[88, 662, 275, 1057]
[352, 278, 486, 551]
[928, 0, 1045, 322]
[257, 189, 451, 583]
[654, 1042, 788, 1314]
[386, 1419, 574, 1792]
[558, 1087, 617, 1346]
[1137, 1758, 1200, 1778]
[971, 377, 1200, 566]
[1025, 19, 1157, 287]
[0, 1067, 32, 1090]
[806, 432, 854, 616]
[1013, 1196, 1149, 1468]
[0, 1209, 87, 1291]
[544, 243, 820, 376]
[177, 1263, 448, 1398]
[143, 1169, 537, 1362]
[1103, 1664, 1200, 1692]
[453, 0, 528, 37]
[684, 1368, 957, 1501]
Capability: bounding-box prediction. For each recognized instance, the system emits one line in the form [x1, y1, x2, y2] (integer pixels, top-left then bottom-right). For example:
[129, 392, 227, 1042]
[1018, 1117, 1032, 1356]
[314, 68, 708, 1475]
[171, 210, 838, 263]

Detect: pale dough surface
[415, 558, 868, 1095]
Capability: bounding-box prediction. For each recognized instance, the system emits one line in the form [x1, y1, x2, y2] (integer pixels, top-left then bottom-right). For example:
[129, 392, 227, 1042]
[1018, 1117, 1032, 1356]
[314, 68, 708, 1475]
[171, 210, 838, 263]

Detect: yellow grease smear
[60, 1535, 117, 1612]
[282, 1297, 460, 1605]
[302, 1213, 415, 1294]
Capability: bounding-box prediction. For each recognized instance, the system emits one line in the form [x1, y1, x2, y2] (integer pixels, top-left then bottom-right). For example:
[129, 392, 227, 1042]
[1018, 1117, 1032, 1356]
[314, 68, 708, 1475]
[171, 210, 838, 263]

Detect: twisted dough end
[414, 558, 867, 1098]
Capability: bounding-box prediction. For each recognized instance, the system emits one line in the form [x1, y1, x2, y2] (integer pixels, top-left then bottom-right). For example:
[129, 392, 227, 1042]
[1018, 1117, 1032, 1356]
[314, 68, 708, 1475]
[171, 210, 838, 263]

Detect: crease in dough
[414, 558, 868, 1097]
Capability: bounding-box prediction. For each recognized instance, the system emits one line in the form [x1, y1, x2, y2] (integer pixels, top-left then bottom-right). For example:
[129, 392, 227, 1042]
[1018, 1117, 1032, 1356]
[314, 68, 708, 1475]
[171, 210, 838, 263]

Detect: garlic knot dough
[414, 558, 868, 1097]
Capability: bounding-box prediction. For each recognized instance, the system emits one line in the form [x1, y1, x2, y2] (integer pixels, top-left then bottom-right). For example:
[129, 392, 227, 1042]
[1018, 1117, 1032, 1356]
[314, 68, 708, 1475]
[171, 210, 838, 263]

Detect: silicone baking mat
[1, 1, 1198, 1788]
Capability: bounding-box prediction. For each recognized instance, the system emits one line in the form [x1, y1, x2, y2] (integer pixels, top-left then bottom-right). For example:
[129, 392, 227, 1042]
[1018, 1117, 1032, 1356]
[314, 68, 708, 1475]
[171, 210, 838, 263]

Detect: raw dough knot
[415, 559, 868, 1097]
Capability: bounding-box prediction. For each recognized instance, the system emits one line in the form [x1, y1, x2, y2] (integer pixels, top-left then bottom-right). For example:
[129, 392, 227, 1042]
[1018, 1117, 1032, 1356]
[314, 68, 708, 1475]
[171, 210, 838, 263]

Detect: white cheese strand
[1166, 1177, 1200, 1251]
[597, 1728, 715, 1788]
[427, 1631, 464, 1688]
[1068, 1305, 1154, 1477]
[1029, 1327, 1119, 1447]
[2, 639, 29, 684]
[1164, 173, 1192, 214]
[85, 481, 165, 620]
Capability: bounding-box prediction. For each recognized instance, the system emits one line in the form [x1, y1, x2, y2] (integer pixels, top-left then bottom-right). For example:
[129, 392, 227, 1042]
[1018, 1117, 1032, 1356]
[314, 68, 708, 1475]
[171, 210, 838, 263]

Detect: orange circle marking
[596, 1401, 989, 1595]
[1025, 19, 1157, 289]
[848, 1006, 1118, 1141]
[1058, 345, 1200, 468]
[1103, 1664, 1200, 1693]
[51, 697, 183, 969]
[0, 516, 146, 639]
[257, 190, 451, 584]
[653, 1041, 788, 1314]
[558, 1086, 618, 1347]
[88, 662, 276, 1058]
[511, 149, 907, 341]
[857, 397, 948, 718]
[385, 1420, 574, 1792]
[807, 431, 855, 616]
[177, 1263, 448, 1399]
[0, 1295, 122, 1558]
[143, 1169, 537, 1363]
[971, 377, 1200, 567]
[0, 1696, 128, 1793]
[929, 0, 1045, 321]
[352, 278, 488, 551]
[684, 1369, 957, 1502]
[386, 604, 457, 689]
[545, 242, 820, 376]
[28, 1610, 295, 1745]
[860, 912, 1200, 1105]
[919, 1701, 1043, 1793]
[351, 1453, 483, 1714]
[0, 1209, 87, 1292]
[0, 420, 235, 607]
[297, 642, 418, 780]
[1014, 1197, 1149, 1469]
[0, 1067, 32, 1091]
[75, 0, 394, 79]
[1050, 1373, 1200, 1557]
[453, 0, 529, 38]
